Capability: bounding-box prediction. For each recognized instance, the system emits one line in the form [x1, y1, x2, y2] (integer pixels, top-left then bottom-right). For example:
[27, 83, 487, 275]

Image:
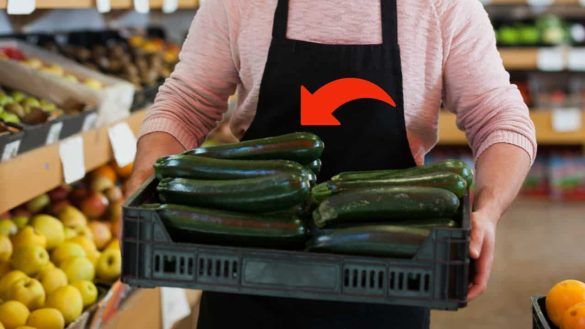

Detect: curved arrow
[301, 78, 396, 126]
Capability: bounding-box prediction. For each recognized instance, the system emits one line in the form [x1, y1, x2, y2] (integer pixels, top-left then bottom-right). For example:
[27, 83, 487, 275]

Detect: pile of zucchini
[149, 132, 325, 249]
[307, 160, 473, 258]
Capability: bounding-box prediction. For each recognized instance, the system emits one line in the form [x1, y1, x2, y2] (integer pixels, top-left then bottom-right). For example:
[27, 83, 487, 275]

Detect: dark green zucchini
[157, 174, 311, 213]
[306, 159, 322, 175]
[306, 225, 430, 258]
[312, 187, 460, 228]
[184, 132, 324, 164]
[311, 172, 467, 203]
[332, 159, 473, 186]
[154, 204, 307, 248]
[154, 154, 315, 183]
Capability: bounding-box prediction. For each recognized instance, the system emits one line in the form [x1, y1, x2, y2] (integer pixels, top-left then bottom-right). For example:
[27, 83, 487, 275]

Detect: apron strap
[272, 0, 398, 45]
[381, 0, 399, 45]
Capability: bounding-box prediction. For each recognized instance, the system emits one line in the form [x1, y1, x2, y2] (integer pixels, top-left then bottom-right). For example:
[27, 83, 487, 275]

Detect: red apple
[80, 192, 109, 219]
[48, 185, 71, 202]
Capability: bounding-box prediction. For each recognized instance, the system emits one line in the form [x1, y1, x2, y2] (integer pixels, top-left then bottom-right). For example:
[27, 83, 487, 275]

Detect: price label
[479, 0, 492, 5]
[134, 0, 150, 13]
[537, 47, 565, 71]
[96, 0, 112, 13]
[46, 121, 63, 145]
[108, 122, 137, 167]
[7, 0, 36, 14]
[82, 113, 98, 132]
[552, 108, 582, 132]
[580, 0, 585, 7]
[163, 0, 179, 13]
[161, 288, 191, 329]
[59, 136, 85, 184]
[527, 0, 553, 6]
[568, 48, 585, 71]
[1, 140, 21, 161]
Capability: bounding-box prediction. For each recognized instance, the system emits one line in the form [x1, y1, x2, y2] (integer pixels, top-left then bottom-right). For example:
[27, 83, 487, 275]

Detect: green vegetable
[331, 159, 473, 186]
[307, 225, 430, 258]
[312, 172, 467, 203]
[306, 159, 322, 175]
[312, 187, 460, 228]
[157, 174, 311, 213]
[154, 204, 307, 248]
[185, 132, 324, 164]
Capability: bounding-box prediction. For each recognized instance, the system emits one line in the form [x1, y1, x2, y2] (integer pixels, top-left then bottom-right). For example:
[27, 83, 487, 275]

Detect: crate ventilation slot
[197, 255, 239, 282]
[153, 251, 195, 279]
[389, 271, 431, 293]
[342, 265, 385, 294]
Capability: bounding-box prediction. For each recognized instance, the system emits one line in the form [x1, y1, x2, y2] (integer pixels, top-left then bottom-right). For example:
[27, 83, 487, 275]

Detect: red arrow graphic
[300, 78, 396, 126]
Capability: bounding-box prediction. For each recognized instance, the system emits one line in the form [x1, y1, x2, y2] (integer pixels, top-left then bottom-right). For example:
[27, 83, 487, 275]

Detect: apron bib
[198, 0, 428, 327]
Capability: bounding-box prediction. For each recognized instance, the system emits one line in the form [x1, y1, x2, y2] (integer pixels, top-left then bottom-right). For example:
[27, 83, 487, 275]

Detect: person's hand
[467, 208, 498, 301]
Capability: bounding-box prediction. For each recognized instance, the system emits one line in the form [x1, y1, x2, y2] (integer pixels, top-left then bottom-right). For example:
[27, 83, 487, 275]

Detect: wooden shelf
[0, 110, 145, 214]
[0, 0, 198, 10]
[499, 48, 540, 71]
[439, 110, 585, 145]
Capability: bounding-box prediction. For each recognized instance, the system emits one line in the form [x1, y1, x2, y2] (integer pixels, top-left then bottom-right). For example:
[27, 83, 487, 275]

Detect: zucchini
[307, 225, 430, 258]
[154, 204, 307, 248]
[154, 154, 315, 183]
[157, 174, 311, 213]
[306, 159, 322, 175]
[332, 159, 474, 186]
[185, 132, 324, 165]
[311, 172, 467, 203]
[312, 187, 460, 228]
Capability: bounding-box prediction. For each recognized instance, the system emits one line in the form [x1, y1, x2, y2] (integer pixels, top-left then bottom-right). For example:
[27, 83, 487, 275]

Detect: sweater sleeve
[439, 0, 537, 163]
[139, 0, 239, 149]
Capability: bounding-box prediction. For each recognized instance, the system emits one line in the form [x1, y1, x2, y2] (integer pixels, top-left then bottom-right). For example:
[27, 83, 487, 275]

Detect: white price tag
[134, 0, 150, 13]
[479, 0, 492, 5]
[160, 288, 191, 329]
[59, 136, 85, 184]
[96, 0, 112, 13]
[82, 113, 98, 132]
[580, 0, 585, 7]
[108, 122, 137, 167]
[1, 140, 21, 161]
[163, 0, 179, 13]
[537, 47, 565, 71]
[46, 121, 63, 145]
[7, 0, 36, 14]
[568, 48, 585, 71]
[527, 0, 553, 6]
[552, 108, 582, 132]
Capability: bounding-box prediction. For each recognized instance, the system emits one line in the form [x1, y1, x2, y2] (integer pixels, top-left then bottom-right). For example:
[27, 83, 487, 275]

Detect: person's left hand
[467, 209, 498, 301]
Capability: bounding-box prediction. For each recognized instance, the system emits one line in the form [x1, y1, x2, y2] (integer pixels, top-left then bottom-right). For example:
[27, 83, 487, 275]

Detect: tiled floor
[432, 198, 585, 329]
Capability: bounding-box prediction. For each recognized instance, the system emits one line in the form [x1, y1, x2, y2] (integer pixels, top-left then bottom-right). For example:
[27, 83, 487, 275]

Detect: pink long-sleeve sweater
[141, 0, 537, 164]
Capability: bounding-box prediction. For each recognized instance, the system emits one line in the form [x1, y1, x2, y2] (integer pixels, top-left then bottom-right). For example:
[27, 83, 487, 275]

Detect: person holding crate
[126, 0, 536, 328]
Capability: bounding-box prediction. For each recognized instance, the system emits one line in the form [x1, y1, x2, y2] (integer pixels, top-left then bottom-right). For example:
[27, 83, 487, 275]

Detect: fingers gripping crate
[122, 178, 471, 310]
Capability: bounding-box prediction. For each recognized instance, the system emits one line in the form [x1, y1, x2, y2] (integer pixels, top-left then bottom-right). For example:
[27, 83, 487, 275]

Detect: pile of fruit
[142, 132, 471, 259]
[0, 162, 131, 329]
[0, 87, 85, 126]
[496, 15, 585, 47]
[0, 47, 104, 90]
[546, 280, 585, 329]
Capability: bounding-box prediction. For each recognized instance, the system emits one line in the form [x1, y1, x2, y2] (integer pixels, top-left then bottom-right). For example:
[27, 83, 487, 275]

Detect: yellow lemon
[27, 308, 64, 329]
[0, 301, 30, 329]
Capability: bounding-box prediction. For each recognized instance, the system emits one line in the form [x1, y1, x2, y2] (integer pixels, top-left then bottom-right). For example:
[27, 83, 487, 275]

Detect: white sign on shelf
[108, 122, 137, 168]
[59, 136, 85, 184]
[96, 0, 112, 13]
[1, 140, 21, 162]
[160, 288, 191, 329]
[568, 48, 585, 71]
[580, 0, 585, 7]
[527, 0, 554, 6]
[134, 0, 150, 13]
[479, 0, 492, 5]
[82, 113, 98, 132]
[537, 47, 565, 72]
[7, 0, 36, 15]
[552, 108, 582, 133]
[163, 0, 179, 13]
[46, 121, 64, 145]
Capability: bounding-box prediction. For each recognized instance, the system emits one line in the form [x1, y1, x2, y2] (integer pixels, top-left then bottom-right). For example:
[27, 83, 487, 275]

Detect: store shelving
[0, 109, 145, 214]
[439, 110, 585, 145]
[500, 48, 540, 71]
[0, 0, 198, 10]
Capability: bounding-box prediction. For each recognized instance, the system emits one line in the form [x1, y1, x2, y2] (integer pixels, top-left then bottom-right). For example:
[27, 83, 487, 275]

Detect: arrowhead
[300, 85, 341, 126]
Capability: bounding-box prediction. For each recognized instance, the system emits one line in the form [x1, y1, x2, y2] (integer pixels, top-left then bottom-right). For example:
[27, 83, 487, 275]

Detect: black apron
[198, 0, 429, 327]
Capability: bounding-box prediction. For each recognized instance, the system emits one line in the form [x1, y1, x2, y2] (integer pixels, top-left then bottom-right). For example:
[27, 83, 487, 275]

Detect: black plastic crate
[0, 129, 24, 162]
[59, 109, 98, 139]
[122, 177, 471, 310]
[533, 296, 558, 329]
[130, 81, 163, 112]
